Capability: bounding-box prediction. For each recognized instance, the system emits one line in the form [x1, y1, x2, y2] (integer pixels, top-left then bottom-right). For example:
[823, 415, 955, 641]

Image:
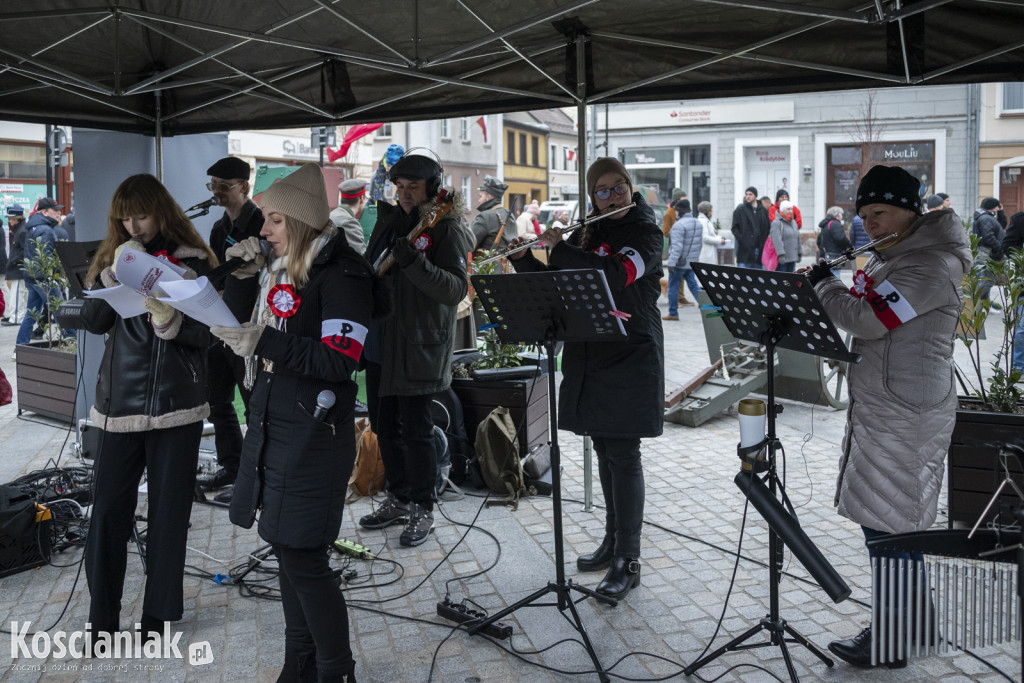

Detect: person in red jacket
[768, 188, 803, 228]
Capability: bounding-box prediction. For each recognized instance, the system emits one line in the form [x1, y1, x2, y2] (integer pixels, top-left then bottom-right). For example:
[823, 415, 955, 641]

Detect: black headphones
[389, 147, 444, 198]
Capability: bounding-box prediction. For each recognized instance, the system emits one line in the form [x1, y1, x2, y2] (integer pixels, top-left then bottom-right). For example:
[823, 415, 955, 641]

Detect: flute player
[506, 157, 664, 602]
[805, 165, 972, 668]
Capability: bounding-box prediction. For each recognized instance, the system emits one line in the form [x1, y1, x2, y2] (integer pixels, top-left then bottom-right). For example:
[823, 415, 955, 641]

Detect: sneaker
[399, 504, 434, 546]
[359, 491, 409, 529]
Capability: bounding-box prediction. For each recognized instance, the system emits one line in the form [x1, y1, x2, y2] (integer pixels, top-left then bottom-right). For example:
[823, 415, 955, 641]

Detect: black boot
[277, 648, 318, 683]
[577, 537, 614, 572]
[828, 627, 907, 669]
[319, 661, 357, 682]
[197, 467, 235, 491]
[595, 556, 641, 600]
[140, 613, 165, 643]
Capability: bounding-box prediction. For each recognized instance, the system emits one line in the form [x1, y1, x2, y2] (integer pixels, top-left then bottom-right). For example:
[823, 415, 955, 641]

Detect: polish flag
[326, 123, 385, 163]
[567, 149, 577, 162]
[475, 116, 489, 143]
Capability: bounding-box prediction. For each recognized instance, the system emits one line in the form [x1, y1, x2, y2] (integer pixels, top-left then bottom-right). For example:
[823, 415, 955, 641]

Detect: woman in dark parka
[508, 157, 664, 601]
[213, 163, 377, 683]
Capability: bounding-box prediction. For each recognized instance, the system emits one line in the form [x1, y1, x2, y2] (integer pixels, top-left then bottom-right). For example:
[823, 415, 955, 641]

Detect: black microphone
[313, 390, 336, 421]
[205, 240, 271, 287]
[186, 196, 220, 213]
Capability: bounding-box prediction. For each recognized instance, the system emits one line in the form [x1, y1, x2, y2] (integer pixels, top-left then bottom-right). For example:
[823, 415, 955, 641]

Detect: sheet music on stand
[691, 263, 858, 364]
[471, 268, 626, 345]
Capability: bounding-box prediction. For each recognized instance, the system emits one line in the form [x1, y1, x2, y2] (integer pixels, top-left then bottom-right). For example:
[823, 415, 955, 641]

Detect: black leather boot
[595, 556, 641, 600]
[577, 538, 614, 572]
[277, 648, 318, 683]
[828, 627, 907, 669]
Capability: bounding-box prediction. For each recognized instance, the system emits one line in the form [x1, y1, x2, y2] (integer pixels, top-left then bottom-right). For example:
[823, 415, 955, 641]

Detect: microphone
[186, 196, 220, 213]
[313, 390, 336, 421]
[205, 240, 271, 287]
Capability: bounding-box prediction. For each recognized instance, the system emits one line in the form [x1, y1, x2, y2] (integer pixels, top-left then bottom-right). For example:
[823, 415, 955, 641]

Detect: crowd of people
[3, 152, 1023, 679]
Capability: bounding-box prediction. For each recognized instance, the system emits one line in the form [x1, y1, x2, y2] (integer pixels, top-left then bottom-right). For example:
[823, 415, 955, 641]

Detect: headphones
[389, 147, 444, 198]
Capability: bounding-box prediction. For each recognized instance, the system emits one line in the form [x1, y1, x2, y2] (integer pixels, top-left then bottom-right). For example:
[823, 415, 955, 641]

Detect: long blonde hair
[87, 174, 218, 285]
[279, 215, 321, 290]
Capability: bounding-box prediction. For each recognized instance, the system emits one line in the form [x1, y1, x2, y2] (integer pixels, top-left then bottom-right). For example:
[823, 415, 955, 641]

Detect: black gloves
[805, 260, 835, 286]
[392, 235, 419, 268]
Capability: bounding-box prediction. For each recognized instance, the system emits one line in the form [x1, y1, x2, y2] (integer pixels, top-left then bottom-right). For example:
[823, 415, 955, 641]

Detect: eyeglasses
[594, 183, 630, 201]
[206, 181, 243, 193]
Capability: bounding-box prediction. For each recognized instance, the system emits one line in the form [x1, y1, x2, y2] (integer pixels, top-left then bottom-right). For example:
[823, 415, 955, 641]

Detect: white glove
[211, 323, 265, 357]
[112, 240, 144, 280]
[145, 297, 176, 327]
[225, 236, 265, 280]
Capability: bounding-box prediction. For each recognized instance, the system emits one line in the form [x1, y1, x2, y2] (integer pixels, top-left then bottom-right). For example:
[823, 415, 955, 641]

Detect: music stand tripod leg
[467, 329, 612, 683]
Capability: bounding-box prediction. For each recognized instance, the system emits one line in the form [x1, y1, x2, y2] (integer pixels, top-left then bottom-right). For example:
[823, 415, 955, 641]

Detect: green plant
[460, 251, 524, 374]
[958, 233, 1023, 414]
[23, 236, 75, 353]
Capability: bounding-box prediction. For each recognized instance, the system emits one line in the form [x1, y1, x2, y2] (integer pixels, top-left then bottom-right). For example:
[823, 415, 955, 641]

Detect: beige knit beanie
[585, 157, 632, 203]
[259, 162, 331, 231]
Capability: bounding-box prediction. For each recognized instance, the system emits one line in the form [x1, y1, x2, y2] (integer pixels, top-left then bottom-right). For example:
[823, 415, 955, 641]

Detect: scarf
[243, 227, 337, 388]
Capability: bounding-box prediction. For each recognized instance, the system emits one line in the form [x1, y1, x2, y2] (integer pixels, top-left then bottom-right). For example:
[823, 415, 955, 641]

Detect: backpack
[347, 418, 385, 500]
[474, 406, 533, 509]
[430, 389, 475, 485]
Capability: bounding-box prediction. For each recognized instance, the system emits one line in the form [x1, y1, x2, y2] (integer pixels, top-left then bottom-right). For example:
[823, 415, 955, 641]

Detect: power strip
[436, 599, 513, 639]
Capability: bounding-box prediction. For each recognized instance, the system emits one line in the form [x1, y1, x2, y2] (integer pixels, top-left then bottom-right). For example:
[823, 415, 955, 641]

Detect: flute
[474, 202, 636, 267]
[823, 232, 899, 269]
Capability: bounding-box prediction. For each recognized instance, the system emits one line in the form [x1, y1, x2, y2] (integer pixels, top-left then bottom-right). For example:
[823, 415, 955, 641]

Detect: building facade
[597, 85, 974, 228]
[503, 113, 548, 214]
[979, 82, 1024, 216]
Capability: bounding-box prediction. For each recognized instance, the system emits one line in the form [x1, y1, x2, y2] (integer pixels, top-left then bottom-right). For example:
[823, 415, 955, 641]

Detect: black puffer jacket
[230, 235, 375, 549]
[512, 193, 665, 438]
[6, 219, 27, 280]
[81, 237, 212, 432]
[818, 217, 851, 258]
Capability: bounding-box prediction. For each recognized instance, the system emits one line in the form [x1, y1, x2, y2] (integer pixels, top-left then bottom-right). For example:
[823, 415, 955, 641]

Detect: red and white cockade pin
[152, 250, 181, 265]
[413, 233, 432, 252]
[850, 270, 874, 298]
[268, 284, 301, 318]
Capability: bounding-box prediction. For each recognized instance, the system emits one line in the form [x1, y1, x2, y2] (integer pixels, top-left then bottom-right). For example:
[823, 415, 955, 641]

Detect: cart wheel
[817, 331, 852, 409]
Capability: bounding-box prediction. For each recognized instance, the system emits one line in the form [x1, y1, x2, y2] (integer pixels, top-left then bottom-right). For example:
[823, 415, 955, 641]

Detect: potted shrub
[452, 251, 549, 462]
[14, 236, 77, 422]
[946, 235, 1024, 525]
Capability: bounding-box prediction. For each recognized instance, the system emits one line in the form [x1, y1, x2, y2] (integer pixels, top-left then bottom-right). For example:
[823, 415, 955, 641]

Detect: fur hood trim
[91, 403, 209, 433]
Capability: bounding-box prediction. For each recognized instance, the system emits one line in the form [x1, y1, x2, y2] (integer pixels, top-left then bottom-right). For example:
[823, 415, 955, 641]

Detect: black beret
[206, 157, 251, 180]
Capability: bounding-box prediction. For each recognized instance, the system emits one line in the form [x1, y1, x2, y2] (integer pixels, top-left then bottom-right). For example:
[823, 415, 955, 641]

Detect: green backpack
[474, 406, 533, 509]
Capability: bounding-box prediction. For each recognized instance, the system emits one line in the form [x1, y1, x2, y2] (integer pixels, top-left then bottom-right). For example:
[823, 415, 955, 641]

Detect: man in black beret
[973, 197, 1005, 305]
[198, 157, 264, 501]
[470, 175, 515, 250]
[329, 178, 368, 254]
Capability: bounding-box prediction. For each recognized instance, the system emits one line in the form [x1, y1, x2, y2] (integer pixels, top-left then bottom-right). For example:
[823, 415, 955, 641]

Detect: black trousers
[594, 436, 645, 559]
[207, 343, 250, 474]
[364, 361, 437, 510]
[85, 422, 202, 632]
[274, 544, 354, 677]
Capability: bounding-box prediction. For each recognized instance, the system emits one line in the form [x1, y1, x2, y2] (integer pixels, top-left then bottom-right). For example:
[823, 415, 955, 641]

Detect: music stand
[468, 269, 625, 682]
[684, 264, 858, 682]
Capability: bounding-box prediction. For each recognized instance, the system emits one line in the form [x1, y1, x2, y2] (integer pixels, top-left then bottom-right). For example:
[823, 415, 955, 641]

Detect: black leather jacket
[82, 237, 212, 432]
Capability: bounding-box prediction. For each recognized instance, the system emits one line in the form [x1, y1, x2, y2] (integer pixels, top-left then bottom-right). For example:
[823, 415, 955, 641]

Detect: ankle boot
[577, 537, 614, 572]
[277, 648, 318, 683]
[828, 627, 907, 669]
[595, 556, 641, 600]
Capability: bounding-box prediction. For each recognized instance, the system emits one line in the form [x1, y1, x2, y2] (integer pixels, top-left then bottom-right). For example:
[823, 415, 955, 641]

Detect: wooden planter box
[14, 343, 76, 423]
[451, 374, 549, 462]
[946, 398, 1024, 526]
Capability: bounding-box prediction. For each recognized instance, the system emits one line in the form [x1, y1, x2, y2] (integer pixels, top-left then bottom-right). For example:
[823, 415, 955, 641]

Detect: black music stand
[468, 269, 626, 682]
[684, 264, 859, 683]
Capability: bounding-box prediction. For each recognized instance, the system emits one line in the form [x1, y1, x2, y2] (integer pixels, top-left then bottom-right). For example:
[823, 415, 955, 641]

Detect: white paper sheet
[155, 277, 239, 328]
[83, 246, 238, 327]
[83, 284, 149, 318]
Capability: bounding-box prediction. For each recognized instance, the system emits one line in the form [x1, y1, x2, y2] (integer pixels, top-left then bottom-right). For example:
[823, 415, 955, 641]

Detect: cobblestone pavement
[0, 265, 1019, 682]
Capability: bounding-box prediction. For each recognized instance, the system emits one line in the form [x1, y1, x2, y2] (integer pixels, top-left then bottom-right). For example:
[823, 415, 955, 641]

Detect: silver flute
[474, 202, 636, 267]
[823, 232, 899, 269]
